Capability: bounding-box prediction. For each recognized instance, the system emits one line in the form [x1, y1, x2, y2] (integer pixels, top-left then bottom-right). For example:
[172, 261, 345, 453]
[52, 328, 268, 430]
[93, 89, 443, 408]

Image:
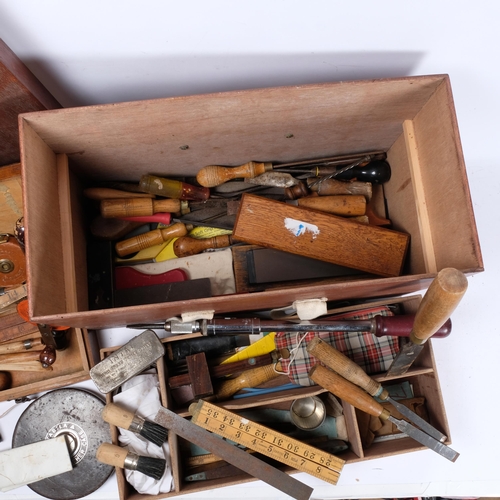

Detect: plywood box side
[20, 76, 445, 182]
[20, 119, 67, 318]
[57, 154, 89, 313]
[412, 80, 483, 272]
[386, 133, 426, 274]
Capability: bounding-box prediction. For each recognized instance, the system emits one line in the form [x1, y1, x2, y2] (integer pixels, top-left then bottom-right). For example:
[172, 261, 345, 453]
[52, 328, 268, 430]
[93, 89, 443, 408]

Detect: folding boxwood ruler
[189, 399, 345, 485]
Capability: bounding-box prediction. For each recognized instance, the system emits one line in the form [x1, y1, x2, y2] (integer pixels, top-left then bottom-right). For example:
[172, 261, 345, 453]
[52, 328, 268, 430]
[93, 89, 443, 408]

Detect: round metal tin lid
[12, 388, 114, 500]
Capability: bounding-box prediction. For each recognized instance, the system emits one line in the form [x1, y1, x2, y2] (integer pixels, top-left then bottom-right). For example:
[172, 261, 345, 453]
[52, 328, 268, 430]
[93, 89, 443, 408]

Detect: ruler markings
[190, 400, 344, 485]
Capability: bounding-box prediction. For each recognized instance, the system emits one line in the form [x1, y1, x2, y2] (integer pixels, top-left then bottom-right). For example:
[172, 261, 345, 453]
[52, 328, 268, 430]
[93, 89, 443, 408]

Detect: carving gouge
[386, 267, 468, 376]
[306, 336, 446, 442]
[309, 364, 459, 462]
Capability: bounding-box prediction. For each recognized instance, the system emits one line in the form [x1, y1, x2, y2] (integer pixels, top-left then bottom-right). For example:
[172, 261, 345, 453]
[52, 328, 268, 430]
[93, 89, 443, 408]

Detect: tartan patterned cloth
[275, 306, 400, 387]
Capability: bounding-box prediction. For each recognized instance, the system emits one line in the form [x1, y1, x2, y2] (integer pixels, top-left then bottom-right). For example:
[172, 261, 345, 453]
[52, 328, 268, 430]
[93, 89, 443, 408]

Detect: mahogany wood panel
[0, 39, 60, 166]
[232, 194, 409, 278]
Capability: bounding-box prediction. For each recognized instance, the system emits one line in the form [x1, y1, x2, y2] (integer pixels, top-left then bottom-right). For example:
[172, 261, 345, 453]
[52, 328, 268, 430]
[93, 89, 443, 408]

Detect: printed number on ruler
[190, 400, 344, 485]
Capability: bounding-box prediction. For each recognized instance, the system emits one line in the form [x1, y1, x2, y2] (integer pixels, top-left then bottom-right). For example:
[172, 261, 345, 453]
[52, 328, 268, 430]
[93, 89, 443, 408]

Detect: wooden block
[233, 194, 409, 277]
[186, 352, 213, 398]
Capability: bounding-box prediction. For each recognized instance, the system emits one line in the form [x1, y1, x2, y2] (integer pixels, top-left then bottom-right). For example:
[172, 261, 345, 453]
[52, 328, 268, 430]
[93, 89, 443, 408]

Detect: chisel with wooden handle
[214, 362, 283, 401]
[286, 195, 366, 216]
[306, 336, 447, 442]
[0, 337, 43, 354]
[0, 347, 56, 368]
[386, 267, 468, 376]
[173, 234, 234, 258]
[115, 222, 190, 257]
[309, 364, 459, 462]
[101, 198, 184, 218]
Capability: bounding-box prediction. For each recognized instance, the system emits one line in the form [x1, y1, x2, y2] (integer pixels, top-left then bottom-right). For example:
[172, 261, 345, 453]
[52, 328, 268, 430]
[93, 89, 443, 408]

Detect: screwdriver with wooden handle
[196, 155, 389, 188]
[386, 267, 468, 376]
[306, 336, 446, 442]
[309, 364, 459, 462]
[100, 198, 186, 218]
[115, 222, 191, 257]
[173, 234, 234, 258]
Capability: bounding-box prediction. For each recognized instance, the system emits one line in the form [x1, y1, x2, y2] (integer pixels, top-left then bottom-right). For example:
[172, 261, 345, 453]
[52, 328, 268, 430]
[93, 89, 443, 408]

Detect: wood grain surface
[0, 39, 61, 166]
[233, 194, 409, 277]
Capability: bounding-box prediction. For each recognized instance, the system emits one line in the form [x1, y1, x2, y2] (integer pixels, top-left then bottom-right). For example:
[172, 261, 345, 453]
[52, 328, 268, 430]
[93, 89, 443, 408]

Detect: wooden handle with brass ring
[309, 364, 390, 420]
[307, 336, 388, 399]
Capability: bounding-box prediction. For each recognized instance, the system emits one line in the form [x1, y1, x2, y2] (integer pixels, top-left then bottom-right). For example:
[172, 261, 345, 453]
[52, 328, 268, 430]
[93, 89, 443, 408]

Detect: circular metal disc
[12, 388, 114, 500]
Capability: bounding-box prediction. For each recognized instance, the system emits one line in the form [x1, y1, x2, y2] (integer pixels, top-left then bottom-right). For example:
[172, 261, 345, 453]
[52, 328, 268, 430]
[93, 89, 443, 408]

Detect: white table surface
[0, 1, 498, 498]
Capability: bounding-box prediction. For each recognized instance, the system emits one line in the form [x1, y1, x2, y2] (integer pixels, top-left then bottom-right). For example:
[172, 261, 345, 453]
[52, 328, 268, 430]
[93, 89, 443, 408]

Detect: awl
[386, 267, 468, 376]
[306, 336, 446, 443]
[309, 364, 459, 462]
[129, 314, 451, 338]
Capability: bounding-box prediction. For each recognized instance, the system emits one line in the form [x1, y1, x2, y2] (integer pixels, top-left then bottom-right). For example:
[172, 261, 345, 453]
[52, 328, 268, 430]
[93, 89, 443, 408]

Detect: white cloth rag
[113, 373, 174, 494]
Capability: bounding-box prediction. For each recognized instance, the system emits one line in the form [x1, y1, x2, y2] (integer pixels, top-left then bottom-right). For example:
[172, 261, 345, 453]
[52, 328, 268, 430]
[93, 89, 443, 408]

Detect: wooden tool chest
[98, 295, 453, 500]
[19, 74, 483, 329]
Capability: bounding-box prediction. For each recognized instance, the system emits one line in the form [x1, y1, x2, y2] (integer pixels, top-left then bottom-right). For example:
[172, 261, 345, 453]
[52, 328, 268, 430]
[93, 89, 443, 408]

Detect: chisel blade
[385, 340, 425, 376]
[389, 416, 459, 462]
[387, 396, 446, 443]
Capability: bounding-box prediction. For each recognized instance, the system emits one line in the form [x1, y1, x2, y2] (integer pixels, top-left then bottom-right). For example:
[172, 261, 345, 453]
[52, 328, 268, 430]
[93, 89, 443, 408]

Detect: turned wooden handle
[96, 442, 129, 468]
[0, 337, 43, 354]
[307, 178, 373, 200]
[84, 188, 155, 200]
[296, 195, 366, 216]
[101, 198, 182, 218]
[411, 267, 468, 345]
[115, 223, 189, 257]
[0, 350, 44, 364]
[173, 234, 232, 258]
[0, 361, 52, 372]
[309, 364, 390, 419]
[102, 402, 135, 430]
[196, 161, 273, 187]
[306, 337, 388, 399]
[215, 362, 282, 401]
